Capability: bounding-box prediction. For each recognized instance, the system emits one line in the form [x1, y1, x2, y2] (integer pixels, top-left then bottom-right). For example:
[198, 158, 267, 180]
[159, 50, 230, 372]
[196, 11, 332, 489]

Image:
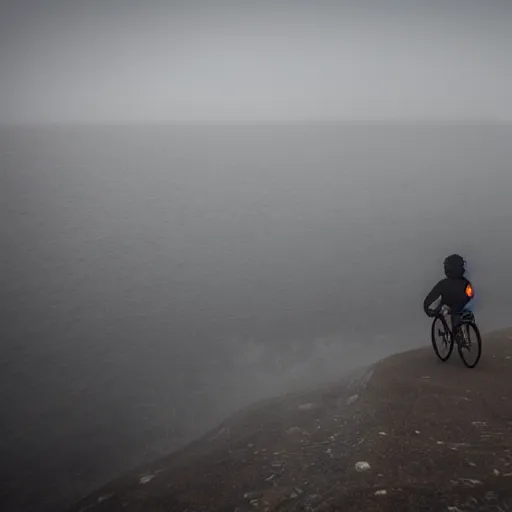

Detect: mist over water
[2, 124, 512, 511]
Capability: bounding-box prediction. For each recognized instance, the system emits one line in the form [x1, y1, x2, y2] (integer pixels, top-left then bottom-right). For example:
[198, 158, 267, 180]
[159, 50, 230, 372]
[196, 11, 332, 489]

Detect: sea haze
[1, 123, 511, 511]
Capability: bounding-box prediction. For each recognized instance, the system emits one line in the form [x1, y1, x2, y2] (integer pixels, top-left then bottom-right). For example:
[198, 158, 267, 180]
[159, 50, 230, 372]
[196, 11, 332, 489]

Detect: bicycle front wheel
[457, 322, 482, 369]
[431, 315, 454, 362]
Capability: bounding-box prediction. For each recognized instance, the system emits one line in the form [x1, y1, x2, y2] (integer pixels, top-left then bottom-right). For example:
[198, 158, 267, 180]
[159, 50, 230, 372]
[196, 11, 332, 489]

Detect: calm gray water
[2, 124, 511, 511]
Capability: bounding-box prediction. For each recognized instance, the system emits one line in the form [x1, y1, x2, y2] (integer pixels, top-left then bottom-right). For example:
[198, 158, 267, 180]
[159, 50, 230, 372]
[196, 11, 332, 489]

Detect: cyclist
[423, 254, 474, 335]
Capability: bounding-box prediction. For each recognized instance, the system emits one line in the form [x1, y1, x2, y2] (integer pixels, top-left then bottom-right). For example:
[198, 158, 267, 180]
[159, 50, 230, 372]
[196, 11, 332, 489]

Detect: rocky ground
[70, 329, 512, 512]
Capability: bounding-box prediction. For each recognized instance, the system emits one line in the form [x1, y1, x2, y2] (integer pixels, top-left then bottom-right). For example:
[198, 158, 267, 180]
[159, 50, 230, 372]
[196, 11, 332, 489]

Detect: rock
[454, 478, 483, 487]
[244, 491, 263, 501]
[139, 474, 155, 485]
[375, 489, 387, 496]
[290, 487, 304, 498]
[355, 461, 371, 472]
[346, 394, 359, 406]
[97, 493, 114, 503]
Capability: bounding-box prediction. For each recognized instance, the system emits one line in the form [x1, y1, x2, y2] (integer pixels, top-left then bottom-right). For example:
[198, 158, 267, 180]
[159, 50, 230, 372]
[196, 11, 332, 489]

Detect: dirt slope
[70, 329, 512, 512]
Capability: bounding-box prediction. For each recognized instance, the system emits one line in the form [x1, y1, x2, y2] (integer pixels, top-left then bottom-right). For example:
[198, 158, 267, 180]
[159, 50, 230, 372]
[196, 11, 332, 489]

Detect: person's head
[443, 254, 466, 279]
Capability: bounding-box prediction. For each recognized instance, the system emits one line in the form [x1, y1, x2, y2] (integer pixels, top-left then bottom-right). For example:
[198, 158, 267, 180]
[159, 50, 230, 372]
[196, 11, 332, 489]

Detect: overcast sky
[1, 0, 511, 124]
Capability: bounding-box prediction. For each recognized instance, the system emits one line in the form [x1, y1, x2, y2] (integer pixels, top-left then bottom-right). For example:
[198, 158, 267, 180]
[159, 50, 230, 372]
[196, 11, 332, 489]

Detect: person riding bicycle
[423, 254, 474, 334]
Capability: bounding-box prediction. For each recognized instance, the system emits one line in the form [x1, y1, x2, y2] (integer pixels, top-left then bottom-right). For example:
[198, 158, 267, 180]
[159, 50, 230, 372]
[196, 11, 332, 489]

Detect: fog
[1, 0, 511, 123]
[2, 123, 512, 510]
[1, 1, 512, 510]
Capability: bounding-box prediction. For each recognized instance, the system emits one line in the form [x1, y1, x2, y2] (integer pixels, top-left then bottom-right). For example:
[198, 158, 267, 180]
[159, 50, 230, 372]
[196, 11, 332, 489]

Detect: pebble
[244, 491, 263, 501]
[455, 478, 483, 487]
[97, 493, 114, 503]
[375, 489, 387, 496]
[355, 461, 371, 472]
[290, 487, 304, 498]
[139, 475, 155, 485]
[347, 394, 359, 406]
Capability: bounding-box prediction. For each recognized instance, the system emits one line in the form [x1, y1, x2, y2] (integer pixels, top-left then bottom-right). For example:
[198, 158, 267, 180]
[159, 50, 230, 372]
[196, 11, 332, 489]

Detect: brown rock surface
[70, 329, 512, 511]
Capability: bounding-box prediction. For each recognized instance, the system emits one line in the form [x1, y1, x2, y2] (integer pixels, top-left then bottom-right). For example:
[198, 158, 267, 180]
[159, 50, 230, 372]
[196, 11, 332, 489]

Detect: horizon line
[2, 118, 512, 128]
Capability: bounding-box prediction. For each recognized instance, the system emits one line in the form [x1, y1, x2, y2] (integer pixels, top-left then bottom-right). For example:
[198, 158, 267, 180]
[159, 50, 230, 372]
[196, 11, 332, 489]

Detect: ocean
[2, 123, 511, 511]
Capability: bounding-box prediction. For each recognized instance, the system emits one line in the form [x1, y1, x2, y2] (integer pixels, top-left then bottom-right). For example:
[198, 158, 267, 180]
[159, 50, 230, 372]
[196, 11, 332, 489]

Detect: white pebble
[355, 461, 371, 472]
[346, 394, 359, 405]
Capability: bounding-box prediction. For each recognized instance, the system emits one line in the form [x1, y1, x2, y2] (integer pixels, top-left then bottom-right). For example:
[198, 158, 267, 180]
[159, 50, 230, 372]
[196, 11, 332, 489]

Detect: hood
[445, 266, 465, 279]
[444, 255, 466, 279]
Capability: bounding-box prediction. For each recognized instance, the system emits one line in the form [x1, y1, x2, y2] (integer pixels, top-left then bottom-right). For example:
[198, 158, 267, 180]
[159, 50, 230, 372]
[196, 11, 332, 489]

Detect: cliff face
[71, 329, 512, 512]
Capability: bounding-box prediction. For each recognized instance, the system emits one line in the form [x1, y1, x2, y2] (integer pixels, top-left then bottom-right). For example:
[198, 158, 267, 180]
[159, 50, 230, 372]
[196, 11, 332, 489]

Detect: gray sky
[1, 0, 511, 123]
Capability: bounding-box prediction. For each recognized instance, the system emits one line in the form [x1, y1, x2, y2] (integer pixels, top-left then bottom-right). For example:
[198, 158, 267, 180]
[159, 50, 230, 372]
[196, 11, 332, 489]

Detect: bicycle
[430, 306, 482, 368]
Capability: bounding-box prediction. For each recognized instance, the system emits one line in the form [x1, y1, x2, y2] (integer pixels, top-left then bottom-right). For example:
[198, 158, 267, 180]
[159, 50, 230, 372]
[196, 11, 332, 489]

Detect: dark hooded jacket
[423, 256, 474, 315]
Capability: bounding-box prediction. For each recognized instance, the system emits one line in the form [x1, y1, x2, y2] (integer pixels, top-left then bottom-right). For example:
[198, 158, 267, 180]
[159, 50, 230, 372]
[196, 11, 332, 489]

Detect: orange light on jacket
[465, 283, 474, 298]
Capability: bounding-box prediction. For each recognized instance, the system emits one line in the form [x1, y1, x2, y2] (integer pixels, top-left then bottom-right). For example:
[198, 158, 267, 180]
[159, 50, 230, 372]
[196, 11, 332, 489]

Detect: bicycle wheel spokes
[457, 322, 482, 369]
[431, 316, 454, 362]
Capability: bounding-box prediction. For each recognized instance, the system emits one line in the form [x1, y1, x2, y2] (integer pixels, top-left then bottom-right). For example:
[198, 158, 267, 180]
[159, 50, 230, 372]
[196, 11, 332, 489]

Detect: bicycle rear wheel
[457, 321, 482, 368]
[431, 315, 454, 362]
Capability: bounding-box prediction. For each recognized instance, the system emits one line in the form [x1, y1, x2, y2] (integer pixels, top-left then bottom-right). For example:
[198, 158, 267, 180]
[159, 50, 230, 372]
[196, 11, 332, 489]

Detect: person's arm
[423, 280, 443, 316]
